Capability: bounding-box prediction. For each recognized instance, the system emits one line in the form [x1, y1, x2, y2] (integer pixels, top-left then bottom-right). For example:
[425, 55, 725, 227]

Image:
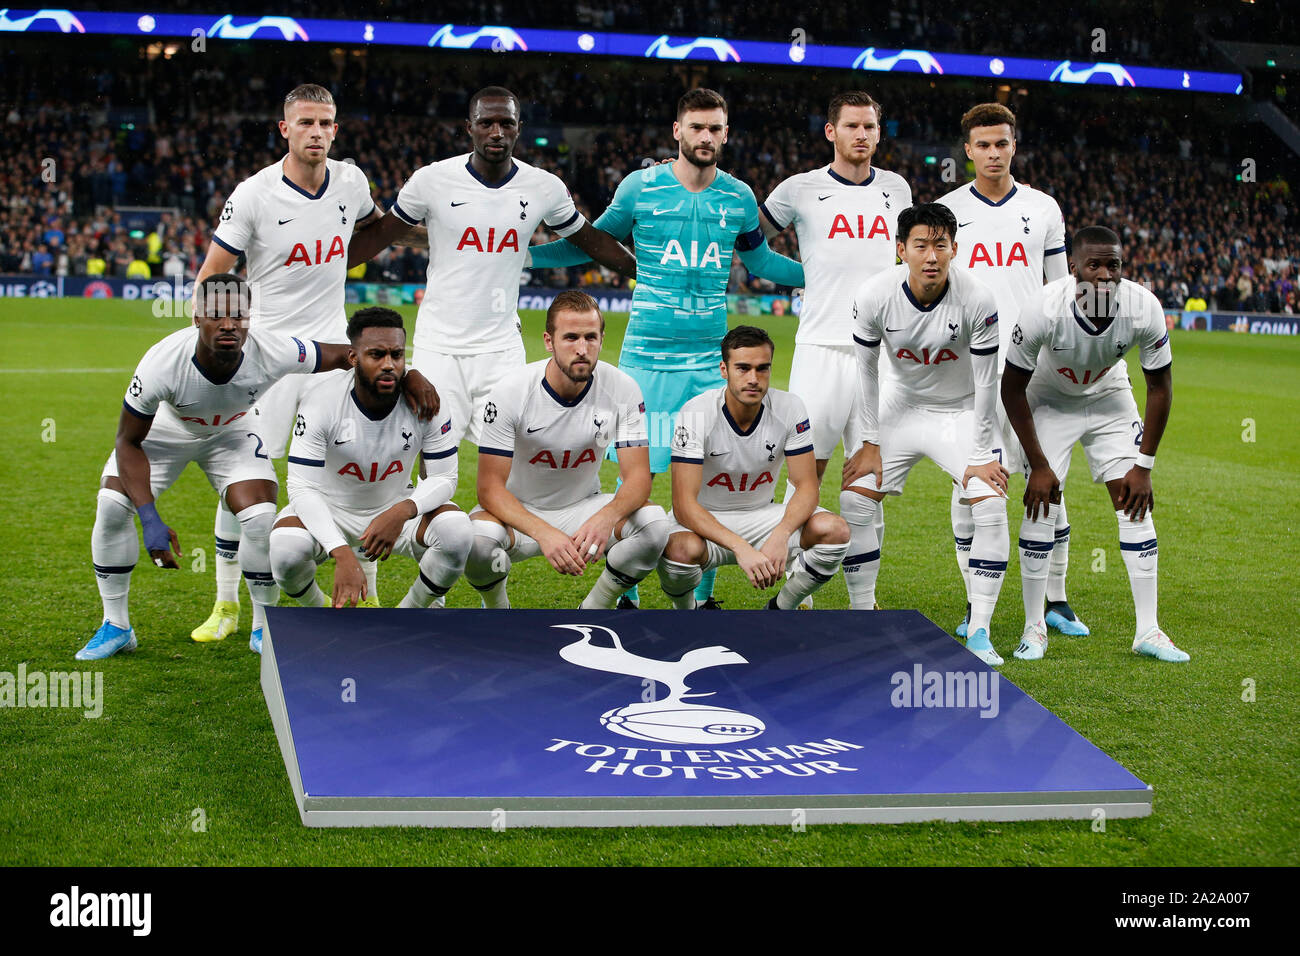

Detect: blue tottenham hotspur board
[261, 608, 1151, 827]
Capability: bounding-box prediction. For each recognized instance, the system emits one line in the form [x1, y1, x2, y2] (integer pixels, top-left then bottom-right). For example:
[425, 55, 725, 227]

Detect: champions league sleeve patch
[441, 419, 453, 434]
[292, 337, 307, 363]
[1154, 332, 1169, 348]
[985, 313, 999, 326]
[638, 401, 646, 414]
[795, 419, 810, 433]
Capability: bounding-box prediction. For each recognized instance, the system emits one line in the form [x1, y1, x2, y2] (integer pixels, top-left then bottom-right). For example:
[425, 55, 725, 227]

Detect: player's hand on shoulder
[331, 548, 368, 607]
[1117, 465, 1154, 521]
[963, 460, 1010, 497]
[538, 526, 586, 576]
[402, 369, 440, 421]
[842, 442, 882, 491]
[1023, 465, 1061, 521]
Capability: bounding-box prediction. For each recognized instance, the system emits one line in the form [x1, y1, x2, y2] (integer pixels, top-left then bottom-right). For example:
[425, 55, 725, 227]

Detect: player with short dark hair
[465, 296, 669, 609]
[937, 102, 1083, 641]
[78, 279, 438, 659]
[1002, 227, 1186, 662]
[528, 87, 805, 608]
[346, 86, 635, 455]
[758, 89, 911, 607]
[192, 82, 392, 643]
[270, 307, 472, 612]
[658, 327, 849, 609]
[843, 204, 1012, 665]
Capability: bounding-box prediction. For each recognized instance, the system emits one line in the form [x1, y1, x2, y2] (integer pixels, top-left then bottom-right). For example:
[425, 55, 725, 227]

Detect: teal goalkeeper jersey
[531, 163, 804, 370]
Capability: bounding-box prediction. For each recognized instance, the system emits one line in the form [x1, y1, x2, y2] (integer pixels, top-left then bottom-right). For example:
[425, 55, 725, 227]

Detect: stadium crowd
[2, 44, 1296, 313]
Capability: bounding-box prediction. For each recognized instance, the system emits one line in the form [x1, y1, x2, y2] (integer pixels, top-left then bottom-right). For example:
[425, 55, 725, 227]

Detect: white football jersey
[852, 264, 1000, 410]
[670, 387, 814, 514]
[936, 179, 1066, 350]
[762, 165, 911, 346]
[285, 371, 458, 515]
[393, 154, 586, 355]
[124, 327, 319, 439]
[478, 359, 647, 510]
[1007, 276, 1172, 404]
[212, 157, 375, 343]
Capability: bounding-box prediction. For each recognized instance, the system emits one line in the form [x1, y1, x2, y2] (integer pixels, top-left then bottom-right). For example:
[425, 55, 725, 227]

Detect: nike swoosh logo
[959, 221, 974, 227]
[333, 439, 349, 444]
[651, 208, 673, 216]
[450, 201, 469, 207]
[818, 195, 832, 201]
[526, 426, 544, 433]
[885, 327, 904, 332]
[175, 402, 198, 408]
[709, 451, 727, 456]
[1052, 346, 1072, 351]
[278, 218, 295, 225]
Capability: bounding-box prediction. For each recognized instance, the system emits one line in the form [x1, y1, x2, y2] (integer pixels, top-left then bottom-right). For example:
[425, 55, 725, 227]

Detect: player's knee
[95, 488, 135, 532]
[663, 531, 705, 566]
[234, 501, 276, 543]
[466, 522, 509, 582]
[424, 510, 475, 566]
[809, 512, 850, 546]
[839, 488, 879, 526]
[269, 526, 317, 587]
[628, 504, 670, 553]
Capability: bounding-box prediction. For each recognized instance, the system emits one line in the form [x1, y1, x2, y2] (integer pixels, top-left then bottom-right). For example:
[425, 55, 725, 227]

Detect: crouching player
[842, 203, 1010, 665]
[79, 276, 439, 659]
[1002, 226, 1186, 662]
[269, 308, 472, 628]
[465, 291, 669, 608]
[657, 326, 849, 609]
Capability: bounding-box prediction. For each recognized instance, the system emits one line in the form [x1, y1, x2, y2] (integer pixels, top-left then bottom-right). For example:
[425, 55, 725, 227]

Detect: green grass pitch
[1, 298, 1297, 865]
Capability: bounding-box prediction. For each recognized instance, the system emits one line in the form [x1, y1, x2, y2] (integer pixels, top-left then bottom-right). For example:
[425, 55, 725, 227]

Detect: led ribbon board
[261, 607, 1152, 827]
[1, 10, 1243, 94]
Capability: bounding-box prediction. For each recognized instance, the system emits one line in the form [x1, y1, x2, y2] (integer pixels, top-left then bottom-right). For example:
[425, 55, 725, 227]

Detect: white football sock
[1116, 509, 1159, 636]
[92, 488, 137, 629]
[1047, 497, 1071, 604]
[967, 498, 1009, 635]
[951, 483, 974, 602]
[214, 500, 242, 604]
[235, 502, 279, 631]
[776, 541, 847, 609]
[1019, 512, 1055, 628]
[840, 489, 881, 610]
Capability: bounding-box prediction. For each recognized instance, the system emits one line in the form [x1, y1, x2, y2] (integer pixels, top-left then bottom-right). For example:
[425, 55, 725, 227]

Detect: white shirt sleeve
[851, 287, 883, 445]
[1138, 294, 1174, 371]
[212, 178, 256, 256]
[760, 176, 796, 231]
[1044, 195, 1068, 261]
[123, 344, 170, 419]
[614, 376, 649, 449]
[253, 331, 322, 377]
[351, 164, 377, 221]
[542, 173, 585, 238]
[392, 165, 430, 227]
[670, 396, 706, 464]
[285, 389, 347, 555]
[407, 414, 458, 514]
[1005, 293, 1047, 374]
[476, 378, 520, 458]
[782, 394, 814, 457]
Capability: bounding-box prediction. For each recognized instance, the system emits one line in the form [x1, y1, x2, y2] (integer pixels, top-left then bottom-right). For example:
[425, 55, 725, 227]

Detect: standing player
[463, 292, 669, 609]
[936, 102, 1086, 640]
[759, 90, 910, 606]
[77, 276, 434, 660]
[657, 326, 849, 609]
[529, 88, 805, 607]
[347, 86, 635, 453]
[270, 308, 473, 613]
[842, 204, 1010, 666]
[1002, 226, 1186, 662]
[192, 83, 390, 643]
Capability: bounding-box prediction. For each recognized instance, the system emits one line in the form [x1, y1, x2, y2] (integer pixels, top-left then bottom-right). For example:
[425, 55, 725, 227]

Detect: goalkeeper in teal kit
[529, 89, 805, 606]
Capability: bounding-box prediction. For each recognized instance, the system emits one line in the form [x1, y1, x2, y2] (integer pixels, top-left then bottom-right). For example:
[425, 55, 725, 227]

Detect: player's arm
[528, 173, 639, 269]
[1001, 362, 1057, 520]
[963, 305, 1010, 495]
[1115, 363, 1171, 522]
[670, 460, 781, 589]
[764, 447, 818, 564]
[477, 451, 586, 575]
[842, 301, 883, 490]
[113, 406, 182, 569]
[359, 427, 459, 561]
[346, 209, 427, 267]
[734, 227, 804, 288]
[194, 242, 241, 285]
[757, 205, 784, 241]
[570, 444, 651, 565]
[564, 222, 637, 279]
